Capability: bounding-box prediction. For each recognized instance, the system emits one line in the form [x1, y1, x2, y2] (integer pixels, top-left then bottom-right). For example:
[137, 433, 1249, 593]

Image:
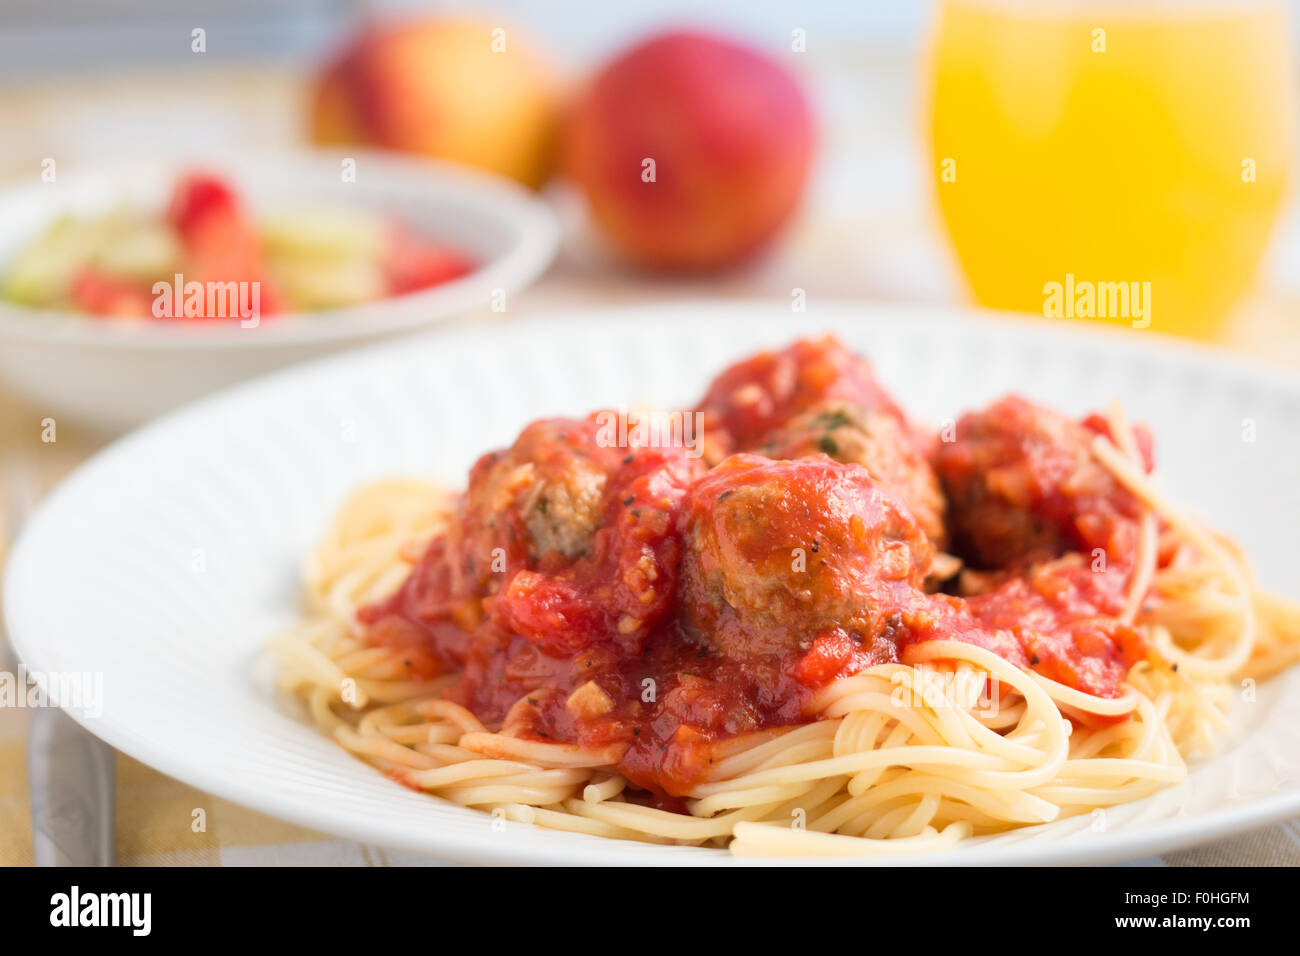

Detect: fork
[4, 456, 116, 866]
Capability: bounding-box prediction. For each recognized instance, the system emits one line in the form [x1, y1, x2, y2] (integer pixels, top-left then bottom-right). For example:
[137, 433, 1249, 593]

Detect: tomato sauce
[358, 339, 1153, 796]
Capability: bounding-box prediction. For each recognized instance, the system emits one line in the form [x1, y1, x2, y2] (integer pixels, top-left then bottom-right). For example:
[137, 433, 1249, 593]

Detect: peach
[311, 19, 558, 189]
[563, 30, 815, 271]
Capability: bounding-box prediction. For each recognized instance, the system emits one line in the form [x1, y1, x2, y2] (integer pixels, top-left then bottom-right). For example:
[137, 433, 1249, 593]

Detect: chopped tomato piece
[166, 172, 242, 239]
[384, 226, 474, 295]
[70, 268, 154, 318]
[162, 171, 281, 322]
[793, 629, 859, 687]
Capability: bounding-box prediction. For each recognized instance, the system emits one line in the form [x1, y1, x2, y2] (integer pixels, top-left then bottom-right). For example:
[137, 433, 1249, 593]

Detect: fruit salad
[1, 172, 475, 321]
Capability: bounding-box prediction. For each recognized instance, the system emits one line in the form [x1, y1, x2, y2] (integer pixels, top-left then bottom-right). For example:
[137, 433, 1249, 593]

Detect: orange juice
[929, 0, 1295, 339]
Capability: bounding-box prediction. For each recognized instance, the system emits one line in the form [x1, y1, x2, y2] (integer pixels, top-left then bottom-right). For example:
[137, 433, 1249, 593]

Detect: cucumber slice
[2, 215, 106, 307]
[259, 207, 386, 262]
[91, 219, 180, 282]
[266, 258, 385, 311]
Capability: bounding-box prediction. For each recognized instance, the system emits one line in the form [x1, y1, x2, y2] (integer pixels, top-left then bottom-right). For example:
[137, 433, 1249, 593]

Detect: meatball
[456, 418, 622, 587]
[760, 401, 947, 548]
[933, 396, 1148, 570]
[492, 442, 704, 655]
[387, 414, 706, 659]
[695, 335, 906, 461]
[678, 454, 933, 664]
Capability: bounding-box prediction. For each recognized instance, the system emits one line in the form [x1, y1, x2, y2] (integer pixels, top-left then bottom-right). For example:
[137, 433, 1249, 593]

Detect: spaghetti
[268, 337, 1300, 856]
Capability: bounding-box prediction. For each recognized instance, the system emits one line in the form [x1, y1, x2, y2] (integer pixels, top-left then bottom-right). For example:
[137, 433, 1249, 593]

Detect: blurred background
[0, 0, 1298, 434]
[1, 0, 1295, 341]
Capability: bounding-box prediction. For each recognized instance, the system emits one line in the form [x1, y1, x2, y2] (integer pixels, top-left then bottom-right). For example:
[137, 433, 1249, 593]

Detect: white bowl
[0, 149, 559, 433]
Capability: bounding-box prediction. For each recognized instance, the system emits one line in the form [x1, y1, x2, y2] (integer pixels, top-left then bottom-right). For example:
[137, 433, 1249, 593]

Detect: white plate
[0, 149, 559, 433]
[7, 302, 1300, 865]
